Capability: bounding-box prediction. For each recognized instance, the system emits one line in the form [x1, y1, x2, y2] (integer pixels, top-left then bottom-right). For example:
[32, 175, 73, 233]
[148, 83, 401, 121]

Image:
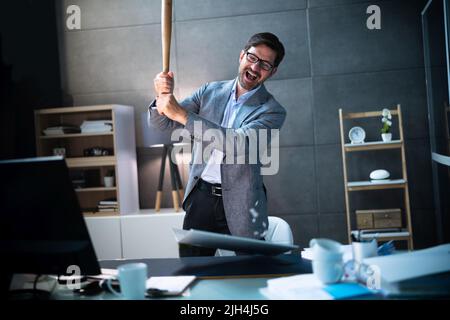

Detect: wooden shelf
[35, 104, 120, 114]
[35, 105, 139, 222]
[75, 187, 117, 193]
[347, 179, 406, 191]
[65, 156, 116, 168]
[344, 140, 402, 152]
[83, 211, 120, 217]
[339, 105, 414, 249]
[342, 109, 399, 119]
[39, 132, 113, 139]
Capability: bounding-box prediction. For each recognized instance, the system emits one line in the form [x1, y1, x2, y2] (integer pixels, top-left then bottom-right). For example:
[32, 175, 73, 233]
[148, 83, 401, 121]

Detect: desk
[53, 254, 311, 300]
[18, 254, 450, 302]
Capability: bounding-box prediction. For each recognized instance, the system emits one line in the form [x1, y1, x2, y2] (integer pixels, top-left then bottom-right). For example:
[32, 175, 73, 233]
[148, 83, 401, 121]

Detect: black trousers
[180, 180, 231, 257]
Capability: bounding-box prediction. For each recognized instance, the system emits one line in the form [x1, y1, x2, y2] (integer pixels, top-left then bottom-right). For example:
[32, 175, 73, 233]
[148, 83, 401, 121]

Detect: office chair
[216, 216, 294, 256]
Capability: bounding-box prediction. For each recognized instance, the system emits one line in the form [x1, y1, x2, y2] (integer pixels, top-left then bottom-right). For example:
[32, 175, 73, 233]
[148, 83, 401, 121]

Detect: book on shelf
[98, 208, 118, 212]
[99, 198, 117, 205]
[98, 202, 118, 206]
[98, 205, 118, 209]
[98, 202, 117, 207]
[43, 126, 81, 135]
[98, 197, 118, 212]
[80, 120, 113, 133]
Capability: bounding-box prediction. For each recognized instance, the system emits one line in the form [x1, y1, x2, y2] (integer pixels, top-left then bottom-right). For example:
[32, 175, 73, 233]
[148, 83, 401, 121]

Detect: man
[148, 32, 286, 256]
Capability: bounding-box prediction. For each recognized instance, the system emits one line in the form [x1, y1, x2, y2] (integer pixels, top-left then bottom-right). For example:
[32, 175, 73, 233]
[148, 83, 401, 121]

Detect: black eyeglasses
[245, 52, 274, 71]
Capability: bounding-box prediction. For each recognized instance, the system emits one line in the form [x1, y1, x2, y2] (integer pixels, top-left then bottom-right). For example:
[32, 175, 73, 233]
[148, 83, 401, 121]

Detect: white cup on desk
[352, 239, 378, 263]
[309, 238, 344, 284]
[106, 263, 147, 299]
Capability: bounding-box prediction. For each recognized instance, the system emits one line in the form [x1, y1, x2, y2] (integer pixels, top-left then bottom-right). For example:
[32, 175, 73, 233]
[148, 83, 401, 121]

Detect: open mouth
[245, 70, 259, 82]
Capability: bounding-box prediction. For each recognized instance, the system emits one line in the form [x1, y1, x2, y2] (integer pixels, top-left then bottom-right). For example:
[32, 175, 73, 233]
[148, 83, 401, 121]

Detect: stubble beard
[238, 68, 261, 92]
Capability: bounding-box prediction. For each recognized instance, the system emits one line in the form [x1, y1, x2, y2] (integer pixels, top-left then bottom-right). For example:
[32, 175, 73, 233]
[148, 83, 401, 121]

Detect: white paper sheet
[260, 274, 333, 300]
[146, 276, 196, 296]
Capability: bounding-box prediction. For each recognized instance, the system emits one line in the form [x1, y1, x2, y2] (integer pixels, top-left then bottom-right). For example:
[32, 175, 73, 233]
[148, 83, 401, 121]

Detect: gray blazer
[148, 80, 286, 238]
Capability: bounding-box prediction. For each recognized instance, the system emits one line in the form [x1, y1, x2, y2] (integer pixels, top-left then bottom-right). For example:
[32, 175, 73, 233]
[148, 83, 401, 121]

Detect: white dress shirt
[200, 79, 260, 184]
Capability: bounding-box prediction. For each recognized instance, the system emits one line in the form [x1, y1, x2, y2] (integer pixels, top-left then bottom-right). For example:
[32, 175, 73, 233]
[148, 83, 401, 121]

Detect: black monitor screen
[0, 156, 100, 277]
[423, 0, 450, 157]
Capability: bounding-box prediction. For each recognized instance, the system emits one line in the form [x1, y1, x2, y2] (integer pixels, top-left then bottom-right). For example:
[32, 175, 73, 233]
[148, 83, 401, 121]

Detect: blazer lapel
[211, 80, 234, 124]
[232, 84, 270, 128]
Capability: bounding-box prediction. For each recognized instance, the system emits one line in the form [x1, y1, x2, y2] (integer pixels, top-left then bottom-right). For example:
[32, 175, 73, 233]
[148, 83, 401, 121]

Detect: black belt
[197, 179, 222, 196]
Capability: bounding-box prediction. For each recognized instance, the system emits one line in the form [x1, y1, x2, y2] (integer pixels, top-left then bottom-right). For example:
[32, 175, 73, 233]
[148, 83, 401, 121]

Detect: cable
[33, 274, 41, 291]
[33, 274, 42, 299]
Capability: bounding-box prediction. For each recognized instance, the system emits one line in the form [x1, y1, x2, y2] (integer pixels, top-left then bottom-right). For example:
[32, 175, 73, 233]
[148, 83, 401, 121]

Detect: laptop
[173, 228, 298, 255]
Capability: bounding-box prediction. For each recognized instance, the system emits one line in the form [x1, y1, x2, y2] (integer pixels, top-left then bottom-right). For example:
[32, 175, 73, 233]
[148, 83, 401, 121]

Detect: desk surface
[99, 254, 311, 278]
[54, 254, 310, 300]
[54, 277, 272, 300]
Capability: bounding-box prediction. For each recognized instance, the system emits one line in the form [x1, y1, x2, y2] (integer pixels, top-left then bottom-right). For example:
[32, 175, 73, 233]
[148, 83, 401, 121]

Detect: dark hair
[243, 32, 285, 68]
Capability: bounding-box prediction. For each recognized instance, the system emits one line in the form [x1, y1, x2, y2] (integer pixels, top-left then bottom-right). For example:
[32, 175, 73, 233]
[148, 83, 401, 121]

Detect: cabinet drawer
[373, 211, 402, 228]
[356, 209, 402, 229]
[356, 212, 373, 229]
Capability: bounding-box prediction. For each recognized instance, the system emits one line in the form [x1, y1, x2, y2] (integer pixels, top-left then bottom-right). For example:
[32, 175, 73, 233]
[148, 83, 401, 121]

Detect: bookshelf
[339, 104, 414, 249]
[34, 105, 139, 216]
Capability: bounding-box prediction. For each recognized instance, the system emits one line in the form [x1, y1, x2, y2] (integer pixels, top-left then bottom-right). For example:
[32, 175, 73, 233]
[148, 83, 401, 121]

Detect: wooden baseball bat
[161, 0, 172, 73]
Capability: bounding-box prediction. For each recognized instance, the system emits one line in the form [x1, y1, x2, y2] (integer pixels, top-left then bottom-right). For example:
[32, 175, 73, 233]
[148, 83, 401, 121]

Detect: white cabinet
[85, 210, 185, 260]
[84, 216, 122, 260]
[121, 211, 185, 259]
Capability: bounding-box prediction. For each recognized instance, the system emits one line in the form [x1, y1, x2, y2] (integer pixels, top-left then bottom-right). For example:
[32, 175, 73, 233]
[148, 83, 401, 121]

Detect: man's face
[238, 44, 278, 92]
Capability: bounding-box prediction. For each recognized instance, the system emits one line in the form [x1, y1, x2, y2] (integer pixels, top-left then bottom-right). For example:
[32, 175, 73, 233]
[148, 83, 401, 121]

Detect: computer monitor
[0, 156, 101, 293]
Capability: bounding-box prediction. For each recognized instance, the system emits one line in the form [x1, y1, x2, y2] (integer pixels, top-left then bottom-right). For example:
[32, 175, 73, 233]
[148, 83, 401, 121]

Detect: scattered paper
[146, 276, 196, 296]
[101, 268, 118, 276]
[260, 273, 372, 300]
[260, 274, 333, 300]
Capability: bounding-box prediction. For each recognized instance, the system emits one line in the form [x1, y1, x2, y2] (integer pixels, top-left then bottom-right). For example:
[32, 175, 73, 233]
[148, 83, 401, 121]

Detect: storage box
[356, 208, 402, 229]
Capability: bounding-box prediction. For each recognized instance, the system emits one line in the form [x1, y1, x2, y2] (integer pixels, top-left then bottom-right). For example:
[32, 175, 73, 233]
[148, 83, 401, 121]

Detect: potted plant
[381, 108, 392, 142]
[104, 169, 115, 187]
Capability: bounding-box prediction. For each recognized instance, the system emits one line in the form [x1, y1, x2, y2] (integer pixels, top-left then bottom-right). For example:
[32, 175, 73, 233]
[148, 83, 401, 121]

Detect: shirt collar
[231, 78, 261, 104]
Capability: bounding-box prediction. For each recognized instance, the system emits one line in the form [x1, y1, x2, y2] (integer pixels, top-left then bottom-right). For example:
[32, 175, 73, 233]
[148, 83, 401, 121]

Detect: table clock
[349, 126, 366, 144]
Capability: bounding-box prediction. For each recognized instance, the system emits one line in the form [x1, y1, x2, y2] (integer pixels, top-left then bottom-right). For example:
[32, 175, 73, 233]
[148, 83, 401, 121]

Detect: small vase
[381, 133, 392, 142]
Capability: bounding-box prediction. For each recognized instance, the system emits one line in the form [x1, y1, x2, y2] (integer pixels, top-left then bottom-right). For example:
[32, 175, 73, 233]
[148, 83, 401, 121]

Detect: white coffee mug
[106, 263, 147, 299]
[309, 238, 344, 284]
[312, 258, 344, 284]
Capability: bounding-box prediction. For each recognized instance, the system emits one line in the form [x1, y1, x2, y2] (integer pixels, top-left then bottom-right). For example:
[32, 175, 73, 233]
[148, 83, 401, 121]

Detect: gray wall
[56, 0, 435, 249]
